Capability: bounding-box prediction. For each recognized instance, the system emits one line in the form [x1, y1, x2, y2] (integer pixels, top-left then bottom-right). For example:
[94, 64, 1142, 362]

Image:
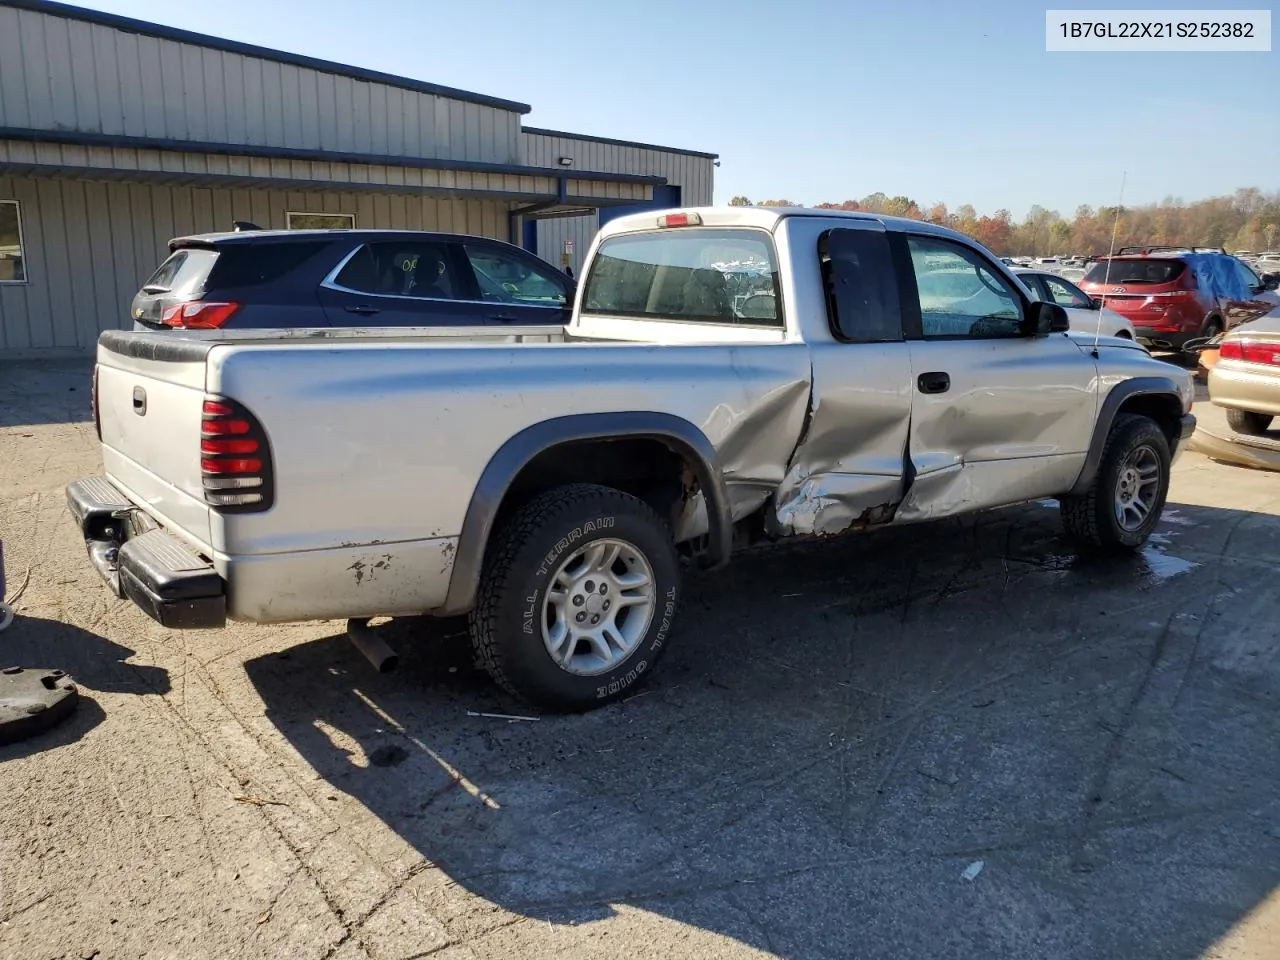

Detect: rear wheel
[1226, 408, 1274, 436]
[469, 483, 680, 712]
[1060, 413, 1171, 551]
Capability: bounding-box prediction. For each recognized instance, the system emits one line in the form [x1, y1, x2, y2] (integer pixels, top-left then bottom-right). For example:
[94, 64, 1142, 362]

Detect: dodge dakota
[68, 207, 1196, 710]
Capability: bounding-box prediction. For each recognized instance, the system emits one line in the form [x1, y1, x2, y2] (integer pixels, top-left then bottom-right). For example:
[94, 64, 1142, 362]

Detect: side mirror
[1263, 276, 1279, 291]
[1021, 300, 1070, 336]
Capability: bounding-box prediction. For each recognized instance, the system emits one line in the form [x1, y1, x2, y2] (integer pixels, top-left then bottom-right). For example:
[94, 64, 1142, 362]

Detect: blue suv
[131, 229, 574, 331]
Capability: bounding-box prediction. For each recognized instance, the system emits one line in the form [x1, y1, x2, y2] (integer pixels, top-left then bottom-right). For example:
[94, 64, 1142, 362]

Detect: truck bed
[94, 326, 812, 622]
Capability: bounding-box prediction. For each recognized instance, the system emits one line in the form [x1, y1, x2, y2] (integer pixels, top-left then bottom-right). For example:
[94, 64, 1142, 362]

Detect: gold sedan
[1208, 312, 1280, 435]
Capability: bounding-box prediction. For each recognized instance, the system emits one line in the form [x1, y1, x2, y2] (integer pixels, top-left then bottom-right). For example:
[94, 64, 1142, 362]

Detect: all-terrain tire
[469, 483, 680, 712]
[1060, 413, 1171, 551]
[1226, 408, 1273, 436]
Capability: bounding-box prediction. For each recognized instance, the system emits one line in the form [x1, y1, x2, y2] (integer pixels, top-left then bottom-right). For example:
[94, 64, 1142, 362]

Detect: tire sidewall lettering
[597, 658, 648, 700]
[534, 517, 615, 579]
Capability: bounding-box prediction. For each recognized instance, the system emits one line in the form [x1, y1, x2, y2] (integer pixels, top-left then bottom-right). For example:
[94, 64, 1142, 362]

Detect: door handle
[345, 305, 380, 316]
[489, 314, 520, 323]
[917, 372, 950, 394]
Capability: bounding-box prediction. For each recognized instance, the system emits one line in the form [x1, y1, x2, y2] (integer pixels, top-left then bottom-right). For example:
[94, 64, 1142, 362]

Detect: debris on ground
[230, 794, 288, 807]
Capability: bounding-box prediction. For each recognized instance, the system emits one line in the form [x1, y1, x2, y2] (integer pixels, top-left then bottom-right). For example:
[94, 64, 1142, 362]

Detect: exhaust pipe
[346, 618, 399, 673]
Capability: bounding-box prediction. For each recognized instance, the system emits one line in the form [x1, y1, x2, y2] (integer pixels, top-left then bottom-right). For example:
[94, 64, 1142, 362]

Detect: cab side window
[820, 229, 902, 342]
[907, 236, 1023, 339]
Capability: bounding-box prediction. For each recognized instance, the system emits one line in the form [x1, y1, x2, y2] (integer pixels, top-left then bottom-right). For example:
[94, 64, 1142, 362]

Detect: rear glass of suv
[140, 248, 218, 296]
[204, 240, 331, 289]
[582, 228, 782, 327]
[1083, 258, 1186, 285]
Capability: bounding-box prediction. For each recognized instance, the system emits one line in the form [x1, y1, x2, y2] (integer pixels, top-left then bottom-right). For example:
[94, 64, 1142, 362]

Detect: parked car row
[74, 206, 1196, 712]
[1077, 248, 1280, 350]
[130, 225, 1196, 342]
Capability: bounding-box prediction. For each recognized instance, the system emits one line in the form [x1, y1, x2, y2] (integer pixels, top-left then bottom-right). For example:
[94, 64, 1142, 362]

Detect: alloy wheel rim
[541, 538, 656, 676]
[1114, 444, 1161, 532]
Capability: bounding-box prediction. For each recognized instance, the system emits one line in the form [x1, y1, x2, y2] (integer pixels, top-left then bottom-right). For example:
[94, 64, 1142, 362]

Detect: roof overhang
[0, 128, 664, 211]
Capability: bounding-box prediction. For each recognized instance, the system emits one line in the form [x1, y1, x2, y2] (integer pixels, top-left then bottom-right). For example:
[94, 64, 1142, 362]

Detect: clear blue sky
[76, 0, 1278, 219]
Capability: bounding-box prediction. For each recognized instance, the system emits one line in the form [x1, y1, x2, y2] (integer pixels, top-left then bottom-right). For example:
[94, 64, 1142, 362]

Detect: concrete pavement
[1, 362, 1278, 960]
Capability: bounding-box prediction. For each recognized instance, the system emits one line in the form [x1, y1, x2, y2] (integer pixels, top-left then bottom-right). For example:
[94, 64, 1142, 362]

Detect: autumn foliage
[728, 189, 1280, 257]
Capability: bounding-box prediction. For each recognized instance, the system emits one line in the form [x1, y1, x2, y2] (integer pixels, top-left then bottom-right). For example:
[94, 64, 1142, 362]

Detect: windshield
[583, 228, 782, 326]
[1083, 259, 1185, 285]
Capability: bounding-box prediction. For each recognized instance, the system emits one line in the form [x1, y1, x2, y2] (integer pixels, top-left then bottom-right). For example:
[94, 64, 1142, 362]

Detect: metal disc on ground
[0, 667, 80, 745]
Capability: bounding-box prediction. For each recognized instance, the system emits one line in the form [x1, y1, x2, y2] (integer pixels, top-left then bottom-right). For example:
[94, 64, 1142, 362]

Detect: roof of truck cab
[595, 206, 975, 244]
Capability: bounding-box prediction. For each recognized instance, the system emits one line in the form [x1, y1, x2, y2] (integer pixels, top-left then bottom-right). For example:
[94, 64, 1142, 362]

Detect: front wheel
[1226, 408, 1274, 436]
[469, 483, 680, 712]
[1060, 414, 1171, 551]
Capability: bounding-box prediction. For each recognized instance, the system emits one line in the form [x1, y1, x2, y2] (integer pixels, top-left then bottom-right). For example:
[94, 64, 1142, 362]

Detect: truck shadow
[245, 499, 1280, 959]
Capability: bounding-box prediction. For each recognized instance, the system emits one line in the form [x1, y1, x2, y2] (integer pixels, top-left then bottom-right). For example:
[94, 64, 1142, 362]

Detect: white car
[1013, 268, 1136, 340]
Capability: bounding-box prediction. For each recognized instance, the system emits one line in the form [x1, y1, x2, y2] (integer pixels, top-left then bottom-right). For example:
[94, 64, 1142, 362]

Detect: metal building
[521, 129, 717, 277]
[0, 0, 715, 357]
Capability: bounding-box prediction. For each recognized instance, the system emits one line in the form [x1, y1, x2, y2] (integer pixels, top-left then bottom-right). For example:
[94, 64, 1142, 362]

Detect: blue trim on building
[597, 185, 683, 229]
[2, 0, 532, 114]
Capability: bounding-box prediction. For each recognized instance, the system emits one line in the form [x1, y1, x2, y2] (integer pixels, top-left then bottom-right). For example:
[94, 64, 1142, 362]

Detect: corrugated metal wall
[522, 134, 714, 200]
[0, 4, 522, 164]
[521, 132, 715, 275]
[0, 174, 510, 355]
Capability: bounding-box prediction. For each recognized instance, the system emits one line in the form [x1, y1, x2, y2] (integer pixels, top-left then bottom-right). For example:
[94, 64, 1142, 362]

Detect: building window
[286, 212, 355, 231]
[0, 200, 26, 284]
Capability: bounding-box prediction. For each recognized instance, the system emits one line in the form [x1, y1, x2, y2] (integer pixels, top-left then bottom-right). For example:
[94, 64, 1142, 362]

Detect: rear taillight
[162, 301, 241, 329]
[201, 396, 273, 510]
[91, 365, 101, 440]
[1218, 339, 1280, 365]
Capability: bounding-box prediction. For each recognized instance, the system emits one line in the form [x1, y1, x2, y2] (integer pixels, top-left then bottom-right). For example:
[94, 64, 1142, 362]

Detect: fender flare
[438, 412, 731, 615]
[1068, 376, 1185, 495]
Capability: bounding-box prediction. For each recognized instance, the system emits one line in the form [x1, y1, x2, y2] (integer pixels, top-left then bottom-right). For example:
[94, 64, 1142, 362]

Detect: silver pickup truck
[68, 207, 1195, 711]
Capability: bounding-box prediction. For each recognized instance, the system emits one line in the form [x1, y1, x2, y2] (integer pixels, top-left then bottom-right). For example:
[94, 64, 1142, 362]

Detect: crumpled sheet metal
[771, 472, 901, 536]
[768, 350, 914, 538]
[677, 377, 812, 542]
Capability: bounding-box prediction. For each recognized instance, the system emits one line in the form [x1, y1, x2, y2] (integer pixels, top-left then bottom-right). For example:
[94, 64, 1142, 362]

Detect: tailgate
[96, 339, 211, 552]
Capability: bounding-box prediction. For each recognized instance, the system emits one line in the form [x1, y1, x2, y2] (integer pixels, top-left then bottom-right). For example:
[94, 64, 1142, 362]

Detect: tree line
[726, 189, 1280, 257]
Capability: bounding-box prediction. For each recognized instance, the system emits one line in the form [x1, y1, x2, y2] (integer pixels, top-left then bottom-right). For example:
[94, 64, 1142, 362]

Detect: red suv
[1078, 246, 1280, 350]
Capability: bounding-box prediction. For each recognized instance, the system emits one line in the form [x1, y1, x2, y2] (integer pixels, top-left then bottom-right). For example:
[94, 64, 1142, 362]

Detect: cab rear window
[582, 228, 782, 327]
